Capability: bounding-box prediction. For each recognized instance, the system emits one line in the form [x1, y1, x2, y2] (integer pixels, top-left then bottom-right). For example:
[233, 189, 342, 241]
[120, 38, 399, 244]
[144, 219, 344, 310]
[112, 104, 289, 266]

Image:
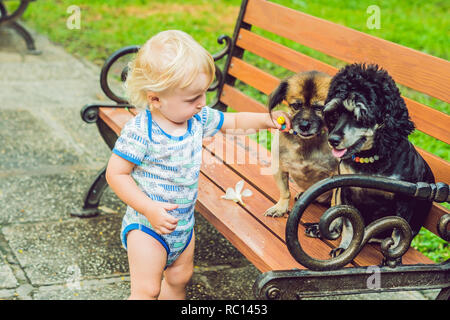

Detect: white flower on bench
[221, 180, 253, 206]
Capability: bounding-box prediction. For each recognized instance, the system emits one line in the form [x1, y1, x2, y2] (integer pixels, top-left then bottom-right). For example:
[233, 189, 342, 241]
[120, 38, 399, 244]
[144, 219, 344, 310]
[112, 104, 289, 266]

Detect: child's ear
[146, 91, 161, 108]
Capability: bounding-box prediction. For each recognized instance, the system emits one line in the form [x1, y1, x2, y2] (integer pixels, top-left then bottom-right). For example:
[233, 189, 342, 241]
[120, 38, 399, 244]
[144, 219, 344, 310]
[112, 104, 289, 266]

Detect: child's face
[154, 72, 209, 124]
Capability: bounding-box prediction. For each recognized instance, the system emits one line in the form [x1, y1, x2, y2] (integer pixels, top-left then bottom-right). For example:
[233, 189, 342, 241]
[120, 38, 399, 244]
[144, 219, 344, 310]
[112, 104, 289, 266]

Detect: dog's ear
[268, 79, 289, 112]
[374, 77, 415, 155]
[376, 70, 415, 138]
[383, 97, 415, 137]
[323, 98, 340, 113]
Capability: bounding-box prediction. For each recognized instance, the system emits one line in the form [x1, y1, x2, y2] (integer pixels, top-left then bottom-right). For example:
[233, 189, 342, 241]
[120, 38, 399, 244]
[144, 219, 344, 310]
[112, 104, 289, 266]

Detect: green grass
[19, 0, 448, 262]
[412, 229, 449, 263]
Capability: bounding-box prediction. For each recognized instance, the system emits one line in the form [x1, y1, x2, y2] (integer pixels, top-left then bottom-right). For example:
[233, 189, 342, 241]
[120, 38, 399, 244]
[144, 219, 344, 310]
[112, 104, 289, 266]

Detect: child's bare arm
[105, 154, 178, 234]
[220, 110, 291, 133]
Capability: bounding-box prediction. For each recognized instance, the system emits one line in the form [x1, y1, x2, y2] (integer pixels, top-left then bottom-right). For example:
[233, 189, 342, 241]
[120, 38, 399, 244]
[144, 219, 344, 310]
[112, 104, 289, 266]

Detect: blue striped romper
[112, 106, 224, 267]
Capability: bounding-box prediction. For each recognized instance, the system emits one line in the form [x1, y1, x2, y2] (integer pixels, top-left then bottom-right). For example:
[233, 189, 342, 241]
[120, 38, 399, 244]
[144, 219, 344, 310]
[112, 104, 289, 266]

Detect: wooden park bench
[75, 0, 449, 299]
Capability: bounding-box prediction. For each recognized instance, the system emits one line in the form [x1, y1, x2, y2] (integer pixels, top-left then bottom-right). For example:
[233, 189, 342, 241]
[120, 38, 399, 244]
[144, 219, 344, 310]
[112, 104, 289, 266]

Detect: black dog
[322, 63, 435, 257]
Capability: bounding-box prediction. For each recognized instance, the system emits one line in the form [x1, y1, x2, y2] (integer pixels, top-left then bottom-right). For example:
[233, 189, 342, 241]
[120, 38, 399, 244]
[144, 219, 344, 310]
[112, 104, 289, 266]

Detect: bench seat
[99, 107, 437, 274]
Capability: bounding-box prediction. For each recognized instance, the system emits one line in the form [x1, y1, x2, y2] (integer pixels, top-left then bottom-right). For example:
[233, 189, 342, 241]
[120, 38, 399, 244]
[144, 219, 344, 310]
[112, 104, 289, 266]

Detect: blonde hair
[125, 30, 215, 109]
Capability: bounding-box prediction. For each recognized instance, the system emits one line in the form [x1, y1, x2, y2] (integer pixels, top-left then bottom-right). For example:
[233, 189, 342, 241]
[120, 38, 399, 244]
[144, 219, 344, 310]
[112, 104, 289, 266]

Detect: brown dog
[264, 71, 338, 217]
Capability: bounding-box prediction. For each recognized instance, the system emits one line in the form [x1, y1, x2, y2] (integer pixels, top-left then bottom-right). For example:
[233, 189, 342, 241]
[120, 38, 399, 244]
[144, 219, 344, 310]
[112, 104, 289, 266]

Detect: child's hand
[145, 202, 179, 235]
[269, 110, 291, 132]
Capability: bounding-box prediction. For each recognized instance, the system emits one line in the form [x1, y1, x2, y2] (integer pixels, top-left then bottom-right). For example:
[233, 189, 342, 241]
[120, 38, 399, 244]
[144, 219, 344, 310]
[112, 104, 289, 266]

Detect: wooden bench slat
[220, 84, 266, 113]
[98, 107, 133, 135]
[228, 56, 279, 95]
[244, 0, 450, 103]
[416, 147, 450, 184]
[236, 28, 336, 75]
[228, 56, 450, 145]
[400, 248, 435, 265]
[196, 172, 302, 272]
[228, 57, 274, 95]
[406, 98, 450, 145]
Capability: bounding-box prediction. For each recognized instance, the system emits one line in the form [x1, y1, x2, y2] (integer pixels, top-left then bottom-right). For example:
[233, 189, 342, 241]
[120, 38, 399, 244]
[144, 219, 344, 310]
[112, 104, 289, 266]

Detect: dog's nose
[328, 134, 341, 147]
[299, 121, 311, 132]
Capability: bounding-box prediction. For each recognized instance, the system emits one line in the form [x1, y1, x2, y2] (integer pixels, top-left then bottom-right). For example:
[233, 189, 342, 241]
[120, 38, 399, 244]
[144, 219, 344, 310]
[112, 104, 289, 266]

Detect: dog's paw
[330, 247, 346, 258]
[264, 203, 289, 217]
[304, 223, 322, 239]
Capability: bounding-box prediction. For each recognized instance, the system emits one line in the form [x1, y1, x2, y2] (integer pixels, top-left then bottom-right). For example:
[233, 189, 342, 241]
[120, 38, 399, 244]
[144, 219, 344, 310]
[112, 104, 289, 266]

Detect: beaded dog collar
[351, 154, 380, 163]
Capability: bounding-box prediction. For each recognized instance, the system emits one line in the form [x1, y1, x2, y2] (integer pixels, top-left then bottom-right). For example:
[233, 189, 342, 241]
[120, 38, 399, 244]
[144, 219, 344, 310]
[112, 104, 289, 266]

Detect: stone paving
[0, 24, 438, 300]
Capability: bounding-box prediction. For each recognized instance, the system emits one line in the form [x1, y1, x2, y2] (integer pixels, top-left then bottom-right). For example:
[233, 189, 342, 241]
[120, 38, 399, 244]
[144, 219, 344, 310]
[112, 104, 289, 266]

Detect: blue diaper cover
[121, 211, 194, 268]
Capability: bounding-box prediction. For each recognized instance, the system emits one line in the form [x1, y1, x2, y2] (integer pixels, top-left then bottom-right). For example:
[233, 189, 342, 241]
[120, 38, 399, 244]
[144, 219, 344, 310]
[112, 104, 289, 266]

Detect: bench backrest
[216, 0, 449, 238]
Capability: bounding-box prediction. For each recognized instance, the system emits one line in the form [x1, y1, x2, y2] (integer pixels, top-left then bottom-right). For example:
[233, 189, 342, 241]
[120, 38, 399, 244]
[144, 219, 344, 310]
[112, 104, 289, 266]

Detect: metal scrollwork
[286, 175, 448, 271]
[212, 34, 232, 61]
[100, 45, 140, 104]
[438, 214, 450, 241]
[364, 215, 412, 267]
[80, 103, 100, 123]
[80, 103, 133, 124]
[208, 35, 232, 92]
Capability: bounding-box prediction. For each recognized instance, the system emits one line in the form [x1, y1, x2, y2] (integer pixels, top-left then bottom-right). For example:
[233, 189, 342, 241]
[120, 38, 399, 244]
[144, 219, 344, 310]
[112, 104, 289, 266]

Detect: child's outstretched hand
[269, 110, 291, 132]
[145, 202, 179, 235]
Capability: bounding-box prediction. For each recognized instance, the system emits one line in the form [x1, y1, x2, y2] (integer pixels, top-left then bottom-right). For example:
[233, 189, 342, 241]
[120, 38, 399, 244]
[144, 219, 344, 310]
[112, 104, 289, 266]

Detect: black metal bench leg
[7, 20, 41, 55]
[71, 166, 108, 218]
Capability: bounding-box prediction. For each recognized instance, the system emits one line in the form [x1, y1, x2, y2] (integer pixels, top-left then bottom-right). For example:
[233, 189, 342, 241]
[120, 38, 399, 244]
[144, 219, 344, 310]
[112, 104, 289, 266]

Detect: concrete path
[0, 25, 438, 300]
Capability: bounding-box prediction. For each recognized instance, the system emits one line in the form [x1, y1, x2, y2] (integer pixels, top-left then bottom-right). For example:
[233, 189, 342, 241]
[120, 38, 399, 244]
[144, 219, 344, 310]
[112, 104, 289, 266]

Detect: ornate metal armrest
[286, 174, 449, 271]
[81, 35, 232, 123]
[98, 35, 232, 104]
[99, 45, 140, 104]
[80, 103, 133, 124]
[208, 35, 232, 92]
[79, 45, 138, 125]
